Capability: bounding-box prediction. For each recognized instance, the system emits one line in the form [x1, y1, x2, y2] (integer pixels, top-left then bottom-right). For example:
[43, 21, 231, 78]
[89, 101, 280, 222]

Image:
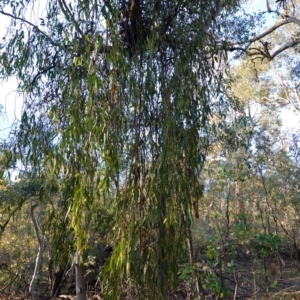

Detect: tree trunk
[75, 249, 87, 300]
[43, 234, 53, 293]
[235, 184, 244, 225]
[186, 225, 205, 300]
[29, 202, 43, 300]
[52, 266, 64, 297]
[157, 195, 167, 299]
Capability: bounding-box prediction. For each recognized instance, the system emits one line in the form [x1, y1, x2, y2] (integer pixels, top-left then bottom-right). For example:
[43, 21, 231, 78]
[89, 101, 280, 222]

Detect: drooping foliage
[0, 0, 244, 298]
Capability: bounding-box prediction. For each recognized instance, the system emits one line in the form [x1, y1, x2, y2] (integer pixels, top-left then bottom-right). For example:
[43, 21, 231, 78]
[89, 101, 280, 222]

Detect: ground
[1, 249, 300, 299]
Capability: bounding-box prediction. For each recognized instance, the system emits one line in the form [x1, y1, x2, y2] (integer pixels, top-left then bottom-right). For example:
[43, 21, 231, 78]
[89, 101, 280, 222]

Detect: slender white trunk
[75, 248, 87, 300]
[29, 202, 43, 300]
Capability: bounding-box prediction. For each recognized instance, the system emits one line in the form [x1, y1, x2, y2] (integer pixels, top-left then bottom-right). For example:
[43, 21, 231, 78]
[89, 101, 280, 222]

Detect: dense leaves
[0, 0, 240, 298]
[1, 0, 300, 299]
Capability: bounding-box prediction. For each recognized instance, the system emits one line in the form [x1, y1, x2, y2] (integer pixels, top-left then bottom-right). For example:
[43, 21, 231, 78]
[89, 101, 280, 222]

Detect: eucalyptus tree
[225, 0, 300, 115]
[226, 0, 300, 59]
[205, 42, 300, 290]
[0, 0, 268, 299]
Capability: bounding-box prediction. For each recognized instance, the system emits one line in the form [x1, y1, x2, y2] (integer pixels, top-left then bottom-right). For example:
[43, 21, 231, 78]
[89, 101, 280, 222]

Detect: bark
[75, 249, 87, 300]
[235, 184, 245, 225]
[52, 266, 64, 297]
[186, 225, 205, 300]
[157, 194, 167, 299]
[0, 217, 11, 240]
[225, 183, 231, 238]
[29, 202, 43, 300]
[43, 234, 53, 293]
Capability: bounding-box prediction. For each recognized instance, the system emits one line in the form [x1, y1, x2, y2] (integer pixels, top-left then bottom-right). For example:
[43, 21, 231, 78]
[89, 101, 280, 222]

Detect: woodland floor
[191, 251, 300, 300]
[166, 259, 300, 300]
[1, 251, 300, 300]
[219, 256, 300, 300]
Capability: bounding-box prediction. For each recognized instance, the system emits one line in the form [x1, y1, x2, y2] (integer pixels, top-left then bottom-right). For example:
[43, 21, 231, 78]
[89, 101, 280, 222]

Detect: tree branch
[57, 0, 84, 37]
[232, 18, 291, 46]
[228, 14, 300, 60]
[229, 37, 300, 60]
[269, 38, 300, 59]
[0, 9, 63, 49]
[286, 15, 300, 27]
[30, 52, 59, 88]
[203, 0, 226, 32]
[29, 201, 43, 300]
[0, 217, 11, 240]
[103, 0, 116, 19]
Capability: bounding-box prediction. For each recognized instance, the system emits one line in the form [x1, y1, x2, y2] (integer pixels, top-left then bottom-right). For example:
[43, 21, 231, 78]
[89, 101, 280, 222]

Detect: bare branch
[228, 46, 268, 59]
[230, 35, 300, 61]
[269, 37, 300, 59]
[266, 0, 272, 12]
[233, 19, 291, 45]
[0, 9, 63, 49]
[228, 13, 300, 60]
[286, 15, 300, 26]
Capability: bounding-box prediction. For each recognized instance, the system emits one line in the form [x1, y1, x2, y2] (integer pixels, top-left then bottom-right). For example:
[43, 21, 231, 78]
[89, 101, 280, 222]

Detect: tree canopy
[1, 0, 300, 299]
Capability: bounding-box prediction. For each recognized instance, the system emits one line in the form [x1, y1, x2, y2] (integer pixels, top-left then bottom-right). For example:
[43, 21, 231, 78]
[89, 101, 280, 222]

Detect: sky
[0, 78, 22, 140]
[0, 0, 299, 141]
[0, 1, 47, 141]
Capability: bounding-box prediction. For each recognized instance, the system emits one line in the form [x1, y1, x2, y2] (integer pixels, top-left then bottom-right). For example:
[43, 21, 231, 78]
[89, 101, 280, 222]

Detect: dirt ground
[1, 253, 300, 300]
[168, 253, 300, 300]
